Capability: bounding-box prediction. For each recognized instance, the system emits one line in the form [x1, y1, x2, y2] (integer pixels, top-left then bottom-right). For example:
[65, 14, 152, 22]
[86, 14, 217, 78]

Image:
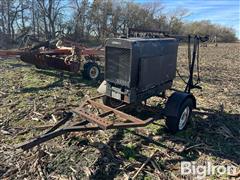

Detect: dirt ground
[0, 43, 239, 179]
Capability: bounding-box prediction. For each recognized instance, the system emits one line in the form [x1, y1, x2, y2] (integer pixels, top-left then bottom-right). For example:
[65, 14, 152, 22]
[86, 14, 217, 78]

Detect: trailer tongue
[16, 95, 160, 151]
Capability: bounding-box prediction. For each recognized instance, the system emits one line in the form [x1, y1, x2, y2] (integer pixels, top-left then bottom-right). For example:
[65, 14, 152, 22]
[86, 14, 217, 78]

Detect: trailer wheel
[83, 62, 100, 80]
[102, 96, 123, 108]
[165, 98, 193, 133]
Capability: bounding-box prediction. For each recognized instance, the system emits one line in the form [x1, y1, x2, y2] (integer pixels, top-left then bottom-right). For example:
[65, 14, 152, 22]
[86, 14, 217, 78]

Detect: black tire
[83, 62, 100, 80]
[102, 96, 123, 108]
[165, 98, 194, 134]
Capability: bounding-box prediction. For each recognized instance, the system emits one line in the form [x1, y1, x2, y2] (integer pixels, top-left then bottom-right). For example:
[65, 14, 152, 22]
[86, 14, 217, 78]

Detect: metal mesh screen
[105, 47, 131, 85]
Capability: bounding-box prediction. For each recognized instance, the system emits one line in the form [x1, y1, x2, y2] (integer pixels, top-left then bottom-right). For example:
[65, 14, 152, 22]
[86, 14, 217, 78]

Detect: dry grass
[0, 43, 239, 179]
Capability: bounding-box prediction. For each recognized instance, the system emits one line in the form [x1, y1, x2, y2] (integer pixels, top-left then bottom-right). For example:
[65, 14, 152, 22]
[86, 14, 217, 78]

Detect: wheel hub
[179, 106, 190, 130]
[89, 66, 99, 79]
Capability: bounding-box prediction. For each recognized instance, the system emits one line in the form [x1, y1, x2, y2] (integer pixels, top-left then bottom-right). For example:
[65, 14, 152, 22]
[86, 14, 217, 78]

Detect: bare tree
[0, 0, 238, 48]
[36, 0, 64, 39]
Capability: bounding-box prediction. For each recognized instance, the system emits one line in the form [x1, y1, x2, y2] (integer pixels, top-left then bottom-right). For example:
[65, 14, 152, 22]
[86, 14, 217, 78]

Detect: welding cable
[176, 68, 188, 85]
[194, 35, 209, 86]
[177, 35, 193, 86]
[176, 36, 191, 86]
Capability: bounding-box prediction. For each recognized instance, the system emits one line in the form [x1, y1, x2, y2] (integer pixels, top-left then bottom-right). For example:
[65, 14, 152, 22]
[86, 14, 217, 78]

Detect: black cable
[177, 35, 193, 87]
[177, 36, 202, 90]
[176, 68, 188, 85]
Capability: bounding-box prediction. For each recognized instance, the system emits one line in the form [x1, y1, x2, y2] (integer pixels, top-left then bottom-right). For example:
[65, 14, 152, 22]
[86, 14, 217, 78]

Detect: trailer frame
[15, 29, 209, 151]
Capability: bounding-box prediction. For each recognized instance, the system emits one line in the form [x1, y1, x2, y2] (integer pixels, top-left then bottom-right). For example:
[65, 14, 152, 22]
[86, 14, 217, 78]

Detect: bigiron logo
[180, 161, 238, 178]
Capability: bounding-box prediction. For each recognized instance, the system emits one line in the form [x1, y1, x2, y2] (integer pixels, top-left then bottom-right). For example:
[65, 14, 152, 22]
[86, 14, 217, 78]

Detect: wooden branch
[132, 150, 158, 179]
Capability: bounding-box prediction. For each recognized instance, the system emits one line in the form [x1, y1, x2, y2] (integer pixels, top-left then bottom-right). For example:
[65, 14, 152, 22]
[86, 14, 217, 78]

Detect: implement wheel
[83, 62, 100, 80]
[165, 98, 193, 133]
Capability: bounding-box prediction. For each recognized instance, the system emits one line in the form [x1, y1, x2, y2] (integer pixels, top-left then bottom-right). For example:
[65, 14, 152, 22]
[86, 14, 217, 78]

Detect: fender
[164, 92, 196, 117]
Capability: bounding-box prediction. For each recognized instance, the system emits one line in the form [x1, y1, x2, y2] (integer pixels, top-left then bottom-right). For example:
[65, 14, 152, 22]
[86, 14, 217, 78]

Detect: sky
[137, 0, 240, 38]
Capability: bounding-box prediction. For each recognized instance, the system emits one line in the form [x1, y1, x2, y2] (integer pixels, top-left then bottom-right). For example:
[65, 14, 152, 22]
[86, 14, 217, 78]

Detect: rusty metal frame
[16, 95, 161, 151]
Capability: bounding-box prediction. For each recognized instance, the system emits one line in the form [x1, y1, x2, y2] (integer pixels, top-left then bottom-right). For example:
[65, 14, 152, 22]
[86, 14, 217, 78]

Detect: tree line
[0, 0, 238, 48]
